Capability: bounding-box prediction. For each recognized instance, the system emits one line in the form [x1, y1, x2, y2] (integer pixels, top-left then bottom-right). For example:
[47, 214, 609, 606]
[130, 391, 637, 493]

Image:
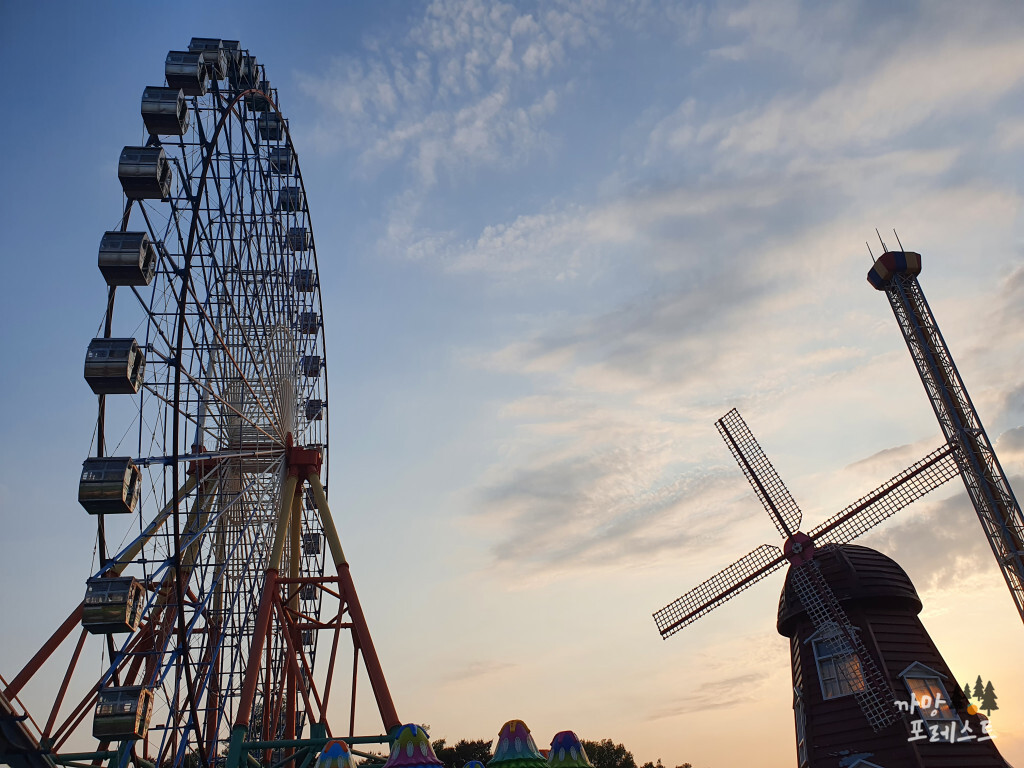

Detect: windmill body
[777, 543, 1008, 767]
[868, 250, 1024, 624]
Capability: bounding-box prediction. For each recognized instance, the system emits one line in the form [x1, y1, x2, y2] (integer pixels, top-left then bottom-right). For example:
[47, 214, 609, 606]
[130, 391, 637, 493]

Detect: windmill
[653, 408, 961, 731]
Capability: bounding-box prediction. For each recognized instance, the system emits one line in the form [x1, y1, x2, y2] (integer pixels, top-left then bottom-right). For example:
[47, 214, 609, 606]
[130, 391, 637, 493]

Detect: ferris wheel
[1, 38, 399, 768]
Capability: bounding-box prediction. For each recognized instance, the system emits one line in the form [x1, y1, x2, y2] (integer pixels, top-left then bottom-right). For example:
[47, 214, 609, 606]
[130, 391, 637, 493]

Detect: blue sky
[2, 1, 1024, 766]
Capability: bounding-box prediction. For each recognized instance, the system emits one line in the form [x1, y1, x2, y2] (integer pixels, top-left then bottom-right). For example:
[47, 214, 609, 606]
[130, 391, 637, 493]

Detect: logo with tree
[962, 675, 999, 716]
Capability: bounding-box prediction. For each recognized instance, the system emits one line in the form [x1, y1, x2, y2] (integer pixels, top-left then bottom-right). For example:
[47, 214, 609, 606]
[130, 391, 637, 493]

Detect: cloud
[454, 171, 1023, 583]
[466, 399, 765, 580]
[643, 4, 1024, 172]
[440, 659, 519, 684]
[996, 427, 1024, 464]
[860, 486, 1005, 593]
[297, 0, 609, 185]
[647, 671, 769, 719]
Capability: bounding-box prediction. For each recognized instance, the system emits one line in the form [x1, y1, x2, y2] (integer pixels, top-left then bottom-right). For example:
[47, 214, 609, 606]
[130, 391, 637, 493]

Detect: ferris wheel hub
[286, 434, 323, 480]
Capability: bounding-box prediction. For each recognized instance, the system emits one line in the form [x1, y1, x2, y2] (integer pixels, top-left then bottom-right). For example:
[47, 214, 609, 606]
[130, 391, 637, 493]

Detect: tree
[581, 740, 636, 768]
[973, 675, 985, 700]
[980, 680, 999, 715]
[431, 738, 494, 768]
[963, 681, 972, 701]
[581, 739, 695, 768]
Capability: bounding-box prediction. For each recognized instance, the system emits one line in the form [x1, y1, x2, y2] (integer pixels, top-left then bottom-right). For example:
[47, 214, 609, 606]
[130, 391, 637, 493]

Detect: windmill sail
[809, 443, 959, 545]
[654, 544, 786, 638]
[717, 409, 802, 538]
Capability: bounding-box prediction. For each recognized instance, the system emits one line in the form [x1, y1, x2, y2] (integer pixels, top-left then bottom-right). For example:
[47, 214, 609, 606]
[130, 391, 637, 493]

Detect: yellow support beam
[289, 485, 302, 608]
[306, 472, 346, 567]
[270, 475, 299, 572]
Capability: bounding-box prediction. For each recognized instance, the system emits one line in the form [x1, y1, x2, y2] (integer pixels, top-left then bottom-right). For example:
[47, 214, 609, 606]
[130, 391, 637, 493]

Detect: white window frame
[794, 686, 809, 768]
[897, 662, 960, 725]
[809, 629, 866, 700]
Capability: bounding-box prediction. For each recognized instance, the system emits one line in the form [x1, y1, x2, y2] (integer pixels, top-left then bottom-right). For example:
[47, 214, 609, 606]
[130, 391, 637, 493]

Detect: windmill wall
[776, 544, 1008, 768]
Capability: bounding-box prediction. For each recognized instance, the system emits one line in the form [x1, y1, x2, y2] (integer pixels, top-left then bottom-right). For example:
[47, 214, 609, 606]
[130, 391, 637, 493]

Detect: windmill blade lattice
[788, 552, 899, 731]
[810, 443, 959, 546]
[717, 409, 802, 538]
[654, 544, 787, 638]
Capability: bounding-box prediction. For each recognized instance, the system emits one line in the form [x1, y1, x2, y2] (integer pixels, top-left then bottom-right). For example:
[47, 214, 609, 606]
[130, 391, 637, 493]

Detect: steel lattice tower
[868, 249, 1024, 623]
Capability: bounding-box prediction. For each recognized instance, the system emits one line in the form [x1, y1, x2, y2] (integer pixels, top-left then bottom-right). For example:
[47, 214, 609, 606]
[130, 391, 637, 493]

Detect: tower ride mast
[868, 249, 1024, 623]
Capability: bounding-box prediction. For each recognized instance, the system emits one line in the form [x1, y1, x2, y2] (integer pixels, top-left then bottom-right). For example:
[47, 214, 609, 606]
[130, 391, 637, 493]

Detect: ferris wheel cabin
[118, 146, 172, 200]
[244, 80, 273, 111]
[298, 311, 319, 335]
[257, 112, 284, 141]
[300, 355, 321, 378]
[82, 576, 145, 634]
[98, 231, 157, 286]
[302, 532, 321, 555]
[277, 186, 304, 212]
[231, 51, 258, 89]
[269, 146, 294, 174]
[188, 37, 227, 80]
[286, 226, 310, 251]
[92, 686, 155, 741]
[84, 337, 146, 394]
[164, 51, 207, 96]
[78, 457, 141, 515]
[292, 269, 316, 292]
[141, 86, 190, 136]
[305, 398, 324, 420]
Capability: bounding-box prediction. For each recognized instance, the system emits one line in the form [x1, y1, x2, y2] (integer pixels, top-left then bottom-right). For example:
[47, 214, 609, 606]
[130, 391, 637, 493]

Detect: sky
[1, 1, 1024, 767]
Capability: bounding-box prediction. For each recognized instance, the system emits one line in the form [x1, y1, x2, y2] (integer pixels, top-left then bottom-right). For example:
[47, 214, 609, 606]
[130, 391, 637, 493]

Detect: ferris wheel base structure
[1, 439, 401, 768]
[868, 248, 1024, 623]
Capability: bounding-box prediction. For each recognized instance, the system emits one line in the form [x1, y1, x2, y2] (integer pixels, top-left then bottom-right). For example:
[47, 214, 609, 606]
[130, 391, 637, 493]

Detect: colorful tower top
[489, 720, 548, 768]
[382, 724, 445, 768]
[867, 250, 921, 289]
[317, 739, 358, 768]
[463, 762, 487, 768]
[546, 732, 592, 768]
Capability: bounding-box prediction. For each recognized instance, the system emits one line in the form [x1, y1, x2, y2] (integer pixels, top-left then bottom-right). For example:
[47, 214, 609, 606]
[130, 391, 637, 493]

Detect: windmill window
[794, 686, 809, 768]
[812, 636, 866, 700]
[897, 663, 957, 722]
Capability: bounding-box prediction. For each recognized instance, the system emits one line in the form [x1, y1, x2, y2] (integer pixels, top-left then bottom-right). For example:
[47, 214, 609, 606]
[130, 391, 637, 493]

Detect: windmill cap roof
[777, 544, 922, 637]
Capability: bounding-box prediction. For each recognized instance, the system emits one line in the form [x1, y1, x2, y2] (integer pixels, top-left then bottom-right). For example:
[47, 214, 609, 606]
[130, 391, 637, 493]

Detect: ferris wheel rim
[85, 50, 331, 763]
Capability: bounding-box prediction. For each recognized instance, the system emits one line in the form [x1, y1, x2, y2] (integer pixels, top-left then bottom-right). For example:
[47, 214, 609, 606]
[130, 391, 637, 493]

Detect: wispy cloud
[647, 671, 769, 719]
[643, 2, 1024, 170]
[297, 0, 608, 185]
[440, 659, 519, 685]
[469, 404, 751, 579]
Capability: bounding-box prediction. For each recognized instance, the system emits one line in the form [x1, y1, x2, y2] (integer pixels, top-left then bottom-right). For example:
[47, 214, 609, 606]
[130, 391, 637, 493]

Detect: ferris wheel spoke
[144, 346, 281, 445]
[182, 279, 289, 439]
